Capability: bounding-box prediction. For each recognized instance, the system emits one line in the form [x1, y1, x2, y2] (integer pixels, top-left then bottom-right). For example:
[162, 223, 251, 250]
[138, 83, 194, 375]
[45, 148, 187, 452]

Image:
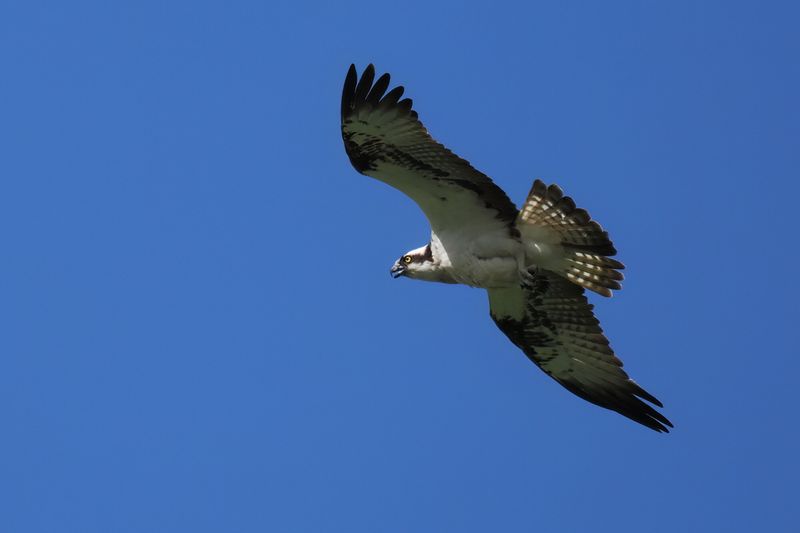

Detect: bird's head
[390, 244, 449, 282]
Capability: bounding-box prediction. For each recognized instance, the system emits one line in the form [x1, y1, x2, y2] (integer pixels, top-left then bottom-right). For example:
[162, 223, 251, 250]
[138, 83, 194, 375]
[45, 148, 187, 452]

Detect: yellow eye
[403, 255, 412, 264]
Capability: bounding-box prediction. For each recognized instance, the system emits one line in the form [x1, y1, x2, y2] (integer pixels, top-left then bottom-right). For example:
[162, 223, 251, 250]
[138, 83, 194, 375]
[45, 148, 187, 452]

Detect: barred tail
[518, 179, 625, 297]
[561, 248, 625, 297]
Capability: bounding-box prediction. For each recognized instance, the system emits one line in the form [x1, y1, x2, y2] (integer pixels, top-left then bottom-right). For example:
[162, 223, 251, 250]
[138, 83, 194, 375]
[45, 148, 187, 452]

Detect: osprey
[340, 64, 672, 433]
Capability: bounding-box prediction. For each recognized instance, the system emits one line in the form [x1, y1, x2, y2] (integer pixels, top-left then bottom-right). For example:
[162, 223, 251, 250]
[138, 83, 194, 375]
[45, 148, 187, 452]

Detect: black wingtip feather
[559, 380, 672, 432]
[366, 72, 391, 106]
[342, 64, 415, 122]
[397, 98, 413, 112]
[341, 64, 358, 121]
[353, 64, 375, 107]
[617, 396, 674, 432]
[631, 383, 664, 408]
[380, 85, 405, 107]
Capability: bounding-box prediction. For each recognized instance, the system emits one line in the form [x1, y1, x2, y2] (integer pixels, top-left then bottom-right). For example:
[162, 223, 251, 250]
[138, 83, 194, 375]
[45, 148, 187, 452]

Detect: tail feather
[518, 180, 617, 256]
[519, 180, 625, 297]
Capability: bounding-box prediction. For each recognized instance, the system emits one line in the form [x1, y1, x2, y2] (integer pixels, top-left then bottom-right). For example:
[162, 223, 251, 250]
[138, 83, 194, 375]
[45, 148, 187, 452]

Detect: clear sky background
[2, 1, 798, 532]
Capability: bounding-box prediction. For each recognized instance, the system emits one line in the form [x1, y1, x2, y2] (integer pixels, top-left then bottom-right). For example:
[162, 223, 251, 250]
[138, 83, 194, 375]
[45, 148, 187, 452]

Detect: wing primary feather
[629, 383, 664, 407]
[396, 97, 414, 112]
[380, 85, 405, 107]
[366, 73, 391, 106]
[341, 64, 358, 120]
[353, 64, 375, 107]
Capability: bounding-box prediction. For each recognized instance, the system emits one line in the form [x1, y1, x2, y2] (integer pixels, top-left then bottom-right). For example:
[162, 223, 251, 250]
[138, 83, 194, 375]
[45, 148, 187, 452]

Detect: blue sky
[2, 1, 798, 531]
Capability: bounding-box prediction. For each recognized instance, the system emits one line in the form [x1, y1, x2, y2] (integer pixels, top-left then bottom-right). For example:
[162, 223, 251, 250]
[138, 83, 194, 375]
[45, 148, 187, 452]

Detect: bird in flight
[340, 64, 672, 432]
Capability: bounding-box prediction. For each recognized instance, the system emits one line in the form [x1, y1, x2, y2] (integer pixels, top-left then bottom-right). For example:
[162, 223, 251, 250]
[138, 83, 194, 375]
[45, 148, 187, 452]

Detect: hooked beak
[390, 263, 406, 278]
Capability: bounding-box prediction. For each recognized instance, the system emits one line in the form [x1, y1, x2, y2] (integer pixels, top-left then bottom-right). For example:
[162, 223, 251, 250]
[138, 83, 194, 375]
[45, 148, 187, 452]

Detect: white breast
[431, 228, 522, 288]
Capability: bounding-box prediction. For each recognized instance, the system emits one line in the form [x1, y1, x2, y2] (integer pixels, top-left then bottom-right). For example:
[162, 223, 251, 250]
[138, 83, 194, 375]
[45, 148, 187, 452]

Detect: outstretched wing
[341, 64, 518, 234]
[487, 272, 672, 432]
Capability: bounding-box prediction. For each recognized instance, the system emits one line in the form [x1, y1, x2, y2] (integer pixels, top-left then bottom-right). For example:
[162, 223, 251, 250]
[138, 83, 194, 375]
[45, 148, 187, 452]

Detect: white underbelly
[450, 255, 519, 288]
[432, 229, 523, 289]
